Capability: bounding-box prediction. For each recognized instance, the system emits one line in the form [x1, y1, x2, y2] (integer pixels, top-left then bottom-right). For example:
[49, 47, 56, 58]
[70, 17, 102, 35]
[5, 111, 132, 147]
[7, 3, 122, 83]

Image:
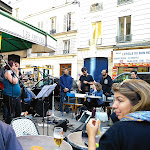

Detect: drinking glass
[54, 127, 63, 150]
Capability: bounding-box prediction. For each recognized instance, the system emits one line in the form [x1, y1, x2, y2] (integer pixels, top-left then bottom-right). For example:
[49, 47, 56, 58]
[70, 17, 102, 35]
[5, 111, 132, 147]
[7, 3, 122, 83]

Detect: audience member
[100, 69, 113, 98]
[84, 83, 103, 109]
[0, 121, 23, 150]
[87, 79, 150, 150]
[59, 68, 73, 113]
[130, 70, 140, 79]
[78, 67, 94, 103]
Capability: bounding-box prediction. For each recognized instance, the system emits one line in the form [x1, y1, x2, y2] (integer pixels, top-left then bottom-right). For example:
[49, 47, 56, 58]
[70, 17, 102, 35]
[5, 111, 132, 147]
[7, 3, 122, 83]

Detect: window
[38, 21, 43, 30]
[118, 0, 133, 5]
[15, 8, 19, 18]
[63, 40, 70, 54]
[90, 3, 103, 12]
[67, 13, 71, 31]
[50, 17, 56, 34]
[117, 16, 131, 43]
[90, 22, 102, 45]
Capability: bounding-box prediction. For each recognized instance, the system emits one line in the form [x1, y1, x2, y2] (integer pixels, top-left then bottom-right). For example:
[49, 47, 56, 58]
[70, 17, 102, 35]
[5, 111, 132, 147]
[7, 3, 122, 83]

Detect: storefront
[0, 10, 56, 55]
[112, 49, 150, 79]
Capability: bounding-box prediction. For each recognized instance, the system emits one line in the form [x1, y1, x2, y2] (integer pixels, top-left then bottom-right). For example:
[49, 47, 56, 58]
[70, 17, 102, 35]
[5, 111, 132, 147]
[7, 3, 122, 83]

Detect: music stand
[35, 83, 57, 135]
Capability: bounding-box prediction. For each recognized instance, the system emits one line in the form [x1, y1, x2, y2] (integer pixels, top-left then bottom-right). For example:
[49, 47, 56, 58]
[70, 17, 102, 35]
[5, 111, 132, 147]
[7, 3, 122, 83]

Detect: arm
[78, 81, 82, 91]
[4, 71, 19, 84]
[59, 77, 66, 89]
[87, 119, 99, 150]
[68, 77, 73, 90]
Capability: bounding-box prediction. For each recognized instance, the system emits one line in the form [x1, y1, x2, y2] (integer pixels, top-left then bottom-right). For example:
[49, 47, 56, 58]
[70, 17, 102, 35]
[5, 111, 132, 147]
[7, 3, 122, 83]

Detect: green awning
[1, 32, 32, 52]
[0, 10, 57, 54]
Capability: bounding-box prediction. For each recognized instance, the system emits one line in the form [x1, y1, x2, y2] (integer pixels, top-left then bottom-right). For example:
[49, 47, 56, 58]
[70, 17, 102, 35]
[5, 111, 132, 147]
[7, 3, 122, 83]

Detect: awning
[0, 10, 57, 54]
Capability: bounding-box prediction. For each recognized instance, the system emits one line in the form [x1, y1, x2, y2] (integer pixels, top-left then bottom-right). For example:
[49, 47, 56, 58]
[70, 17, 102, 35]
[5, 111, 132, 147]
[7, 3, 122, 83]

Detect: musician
[3, 61, 21, 124]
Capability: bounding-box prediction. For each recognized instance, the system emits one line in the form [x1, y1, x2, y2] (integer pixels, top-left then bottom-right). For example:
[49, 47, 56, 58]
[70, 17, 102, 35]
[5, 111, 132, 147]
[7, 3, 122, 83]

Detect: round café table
[67, 131, 101, 150]
[17, 135, 72, 150]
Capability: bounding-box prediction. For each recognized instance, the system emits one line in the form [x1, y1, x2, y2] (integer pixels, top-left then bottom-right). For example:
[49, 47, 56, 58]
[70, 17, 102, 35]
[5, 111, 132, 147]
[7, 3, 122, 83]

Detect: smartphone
[84, 141, 88, 147]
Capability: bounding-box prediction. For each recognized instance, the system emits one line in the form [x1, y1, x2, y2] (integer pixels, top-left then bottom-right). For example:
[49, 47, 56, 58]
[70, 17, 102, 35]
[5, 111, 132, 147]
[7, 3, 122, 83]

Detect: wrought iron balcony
[116, 34, 132, 43]
[118, 0, 133, 5]
[63, 50, 69, 54]
[50, 29, 56, 34]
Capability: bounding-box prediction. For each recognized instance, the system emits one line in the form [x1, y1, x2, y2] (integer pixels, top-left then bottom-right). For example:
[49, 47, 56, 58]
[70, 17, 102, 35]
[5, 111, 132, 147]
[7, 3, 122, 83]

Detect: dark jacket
[100, 75, 112, 95]
[98, 121, 150, 150]
[59, 74, 73, 92]
[0, 121, 23, 150]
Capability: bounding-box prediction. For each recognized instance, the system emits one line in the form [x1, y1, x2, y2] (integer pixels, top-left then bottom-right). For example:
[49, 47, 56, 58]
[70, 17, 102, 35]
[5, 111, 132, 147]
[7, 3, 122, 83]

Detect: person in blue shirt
[0, 121, 23, 150]
[84, 82, 103, 110]
[59, 68, 73, 113]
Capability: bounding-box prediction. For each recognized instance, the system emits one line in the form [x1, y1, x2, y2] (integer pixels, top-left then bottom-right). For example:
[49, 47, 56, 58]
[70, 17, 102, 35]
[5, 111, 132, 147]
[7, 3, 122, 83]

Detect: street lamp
[72, 0, 80, 7]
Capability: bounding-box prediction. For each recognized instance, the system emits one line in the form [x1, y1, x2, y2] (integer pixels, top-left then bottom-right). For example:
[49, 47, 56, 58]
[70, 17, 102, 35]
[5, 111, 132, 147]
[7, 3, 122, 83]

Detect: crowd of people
[0, 57, 150, 150]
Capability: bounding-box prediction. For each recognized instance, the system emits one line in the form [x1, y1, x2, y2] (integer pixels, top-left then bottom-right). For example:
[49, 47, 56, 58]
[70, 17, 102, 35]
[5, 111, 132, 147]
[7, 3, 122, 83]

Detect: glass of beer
[54, 127, 63, 149]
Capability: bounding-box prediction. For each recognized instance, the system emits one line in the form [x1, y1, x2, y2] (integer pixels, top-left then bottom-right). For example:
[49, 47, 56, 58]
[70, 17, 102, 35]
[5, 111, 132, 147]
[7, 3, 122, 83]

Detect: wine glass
[54, 127, 63, 149]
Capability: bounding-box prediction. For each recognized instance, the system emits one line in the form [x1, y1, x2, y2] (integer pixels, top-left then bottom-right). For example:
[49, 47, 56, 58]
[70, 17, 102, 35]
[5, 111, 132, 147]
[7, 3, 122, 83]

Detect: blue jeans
[59, 92, 69, 112]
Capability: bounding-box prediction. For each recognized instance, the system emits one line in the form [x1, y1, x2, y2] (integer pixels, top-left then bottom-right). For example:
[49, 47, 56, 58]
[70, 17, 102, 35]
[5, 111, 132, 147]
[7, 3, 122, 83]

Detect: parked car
[113, 72, 150, 84]
[31, 77, 78, 111]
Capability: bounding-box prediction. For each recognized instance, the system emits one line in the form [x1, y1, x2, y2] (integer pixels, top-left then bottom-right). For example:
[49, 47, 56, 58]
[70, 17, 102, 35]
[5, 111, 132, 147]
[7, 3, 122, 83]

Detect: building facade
[11, 0, 150, 81]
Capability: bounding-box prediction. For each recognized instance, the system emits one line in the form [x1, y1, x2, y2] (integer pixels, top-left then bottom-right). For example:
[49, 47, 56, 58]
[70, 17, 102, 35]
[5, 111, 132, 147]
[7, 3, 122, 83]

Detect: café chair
[11, 117, 39, 137]
[63, 93, 76, 118]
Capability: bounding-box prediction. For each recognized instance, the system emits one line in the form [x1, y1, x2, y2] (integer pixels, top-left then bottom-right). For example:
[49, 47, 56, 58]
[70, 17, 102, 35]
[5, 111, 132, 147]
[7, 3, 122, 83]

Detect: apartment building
[78, 0, 150, 81]
[11, 0, 150, 81]
[11, 0, 79, 80]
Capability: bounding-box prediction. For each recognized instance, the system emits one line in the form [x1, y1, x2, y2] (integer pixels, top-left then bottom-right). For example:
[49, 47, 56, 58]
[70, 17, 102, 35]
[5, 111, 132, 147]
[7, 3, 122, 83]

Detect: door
[60, 64, 71, 76]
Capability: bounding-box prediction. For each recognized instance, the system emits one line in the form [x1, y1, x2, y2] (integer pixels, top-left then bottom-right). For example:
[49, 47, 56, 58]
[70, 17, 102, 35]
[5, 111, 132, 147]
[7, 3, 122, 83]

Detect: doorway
[60, 64, 72, 76]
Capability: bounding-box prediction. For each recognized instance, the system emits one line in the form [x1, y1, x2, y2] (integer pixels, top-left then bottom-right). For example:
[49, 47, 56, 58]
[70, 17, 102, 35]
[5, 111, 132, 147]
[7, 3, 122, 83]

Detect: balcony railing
[116, 34, 132, 43]
[89, 38, 102, 46]
[63, 50, 70, 54]
[50, 29, 56, 34]
[118, 0, 133, 5]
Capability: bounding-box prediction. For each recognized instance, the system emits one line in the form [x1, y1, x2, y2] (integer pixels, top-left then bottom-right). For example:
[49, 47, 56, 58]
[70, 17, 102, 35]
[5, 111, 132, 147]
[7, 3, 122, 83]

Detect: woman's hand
[87, 118, 99, 137]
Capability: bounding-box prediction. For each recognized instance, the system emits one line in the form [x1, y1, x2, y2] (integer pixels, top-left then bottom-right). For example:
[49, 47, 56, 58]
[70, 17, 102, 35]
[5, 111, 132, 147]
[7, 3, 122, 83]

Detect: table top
[87, 95, 101, 99]
[67, 131, 101, 150]
[18, 135, 72, 150]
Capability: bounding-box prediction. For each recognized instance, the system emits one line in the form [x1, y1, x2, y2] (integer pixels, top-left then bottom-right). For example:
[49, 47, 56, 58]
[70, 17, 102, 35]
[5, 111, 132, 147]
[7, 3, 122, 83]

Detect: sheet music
[35, 83, 57, 99]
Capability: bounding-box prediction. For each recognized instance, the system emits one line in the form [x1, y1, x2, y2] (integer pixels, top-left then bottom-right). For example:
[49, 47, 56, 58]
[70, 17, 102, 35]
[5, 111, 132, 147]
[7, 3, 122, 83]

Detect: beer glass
[54, 127, 63, 149]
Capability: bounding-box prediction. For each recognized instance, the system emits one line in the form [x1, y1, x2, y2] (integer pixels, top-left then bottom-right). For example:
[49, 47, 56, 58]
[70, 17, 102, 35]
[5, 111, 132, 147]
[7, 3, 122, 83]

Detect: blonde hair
[95, 83, 102, 92]
[112, 79, 150, 113]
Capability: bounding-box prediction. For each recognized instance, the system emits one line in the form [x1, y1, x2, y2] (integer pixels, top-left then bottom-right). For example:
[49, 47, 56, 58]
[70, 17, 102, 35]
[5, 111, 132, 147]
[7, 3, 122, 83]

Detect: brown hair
[112, 79, 150, 112]
[95, 83, 102, 92]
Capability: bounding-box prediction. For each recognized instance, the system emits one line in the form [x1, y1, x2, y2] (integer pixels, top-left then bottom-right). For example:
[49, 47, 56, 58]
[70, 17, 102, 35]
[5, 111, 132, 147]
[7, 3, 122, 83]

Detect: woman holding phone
[87, 79, 150, 150]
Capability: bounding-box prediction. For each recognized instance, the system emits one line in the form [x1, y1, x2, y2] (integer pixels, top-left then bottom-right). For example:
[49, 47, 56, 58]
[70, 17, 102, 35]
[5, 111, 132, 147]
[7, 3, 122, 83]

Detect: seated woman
[87, 79, 150, 150]
[84, 83, 103, 110]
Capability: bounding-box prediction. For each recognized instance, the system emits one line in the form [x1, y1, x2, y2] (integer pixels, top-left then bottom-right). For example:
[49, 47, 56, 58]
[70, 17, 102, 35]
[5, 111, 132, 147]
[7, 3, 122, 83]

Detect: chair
[11, 117, 39, 137]
[63, 93, 76, 118]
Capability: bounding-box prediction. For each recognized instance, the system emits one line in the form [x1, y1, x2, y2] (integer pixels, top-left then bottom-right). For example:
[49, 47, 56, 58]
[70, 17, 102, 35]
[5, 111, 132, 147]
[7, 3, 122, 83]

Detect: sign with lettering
[113, 49, 150, 67]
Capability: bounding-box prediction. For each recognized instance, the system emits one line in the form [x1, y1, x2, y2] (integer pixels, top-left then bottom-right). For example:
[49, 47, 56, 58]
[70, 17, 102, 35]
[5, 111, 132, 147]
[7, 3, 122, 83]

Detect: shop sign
[0, 14, 45, 46]
[113, 49, 150, 67]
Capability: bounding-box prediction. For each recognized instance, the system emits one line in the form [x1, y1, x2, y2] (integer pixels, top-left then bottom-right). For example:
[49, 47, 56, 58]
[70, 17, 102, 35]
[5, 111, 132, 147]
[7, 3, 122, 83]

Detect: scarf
[121, 111, 150, 122]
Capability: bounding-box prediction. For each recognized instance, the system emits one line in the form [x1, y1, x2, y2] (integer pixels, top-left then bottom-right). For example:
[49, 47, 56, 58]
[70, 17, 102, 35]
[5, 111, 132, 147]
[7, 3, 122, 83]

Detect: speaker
[54, 119, 69, 132]
[8, 54, 20, 64]
[34, 100, 49, 117]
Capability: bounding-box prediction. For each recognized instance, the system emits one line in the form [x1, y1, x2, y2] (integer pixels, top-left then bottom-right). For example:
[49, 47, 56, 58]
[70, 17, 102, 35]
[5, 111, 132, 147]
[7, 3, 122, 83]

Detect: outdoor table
[17, 135, 72, 150]
[67, 131, 101, 150]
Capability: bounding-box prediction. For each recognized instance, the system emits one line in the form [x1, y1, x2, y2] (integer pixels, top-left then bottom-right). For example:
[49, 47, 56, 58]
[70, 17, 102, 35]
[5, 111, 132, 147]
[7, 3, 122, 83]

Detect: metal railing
[118, 0, 133, 5]
[116, 34, 132, 43]
[50, 29, 56, 34]
[63, 50, 70, 54]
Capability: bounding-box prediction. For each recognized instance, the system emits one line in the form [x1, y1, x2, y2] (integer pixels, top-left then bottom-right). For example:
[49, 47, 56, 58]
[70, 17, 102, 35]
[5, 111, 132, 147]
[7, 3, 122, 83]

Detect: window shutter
[63, 14, 67, 32]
